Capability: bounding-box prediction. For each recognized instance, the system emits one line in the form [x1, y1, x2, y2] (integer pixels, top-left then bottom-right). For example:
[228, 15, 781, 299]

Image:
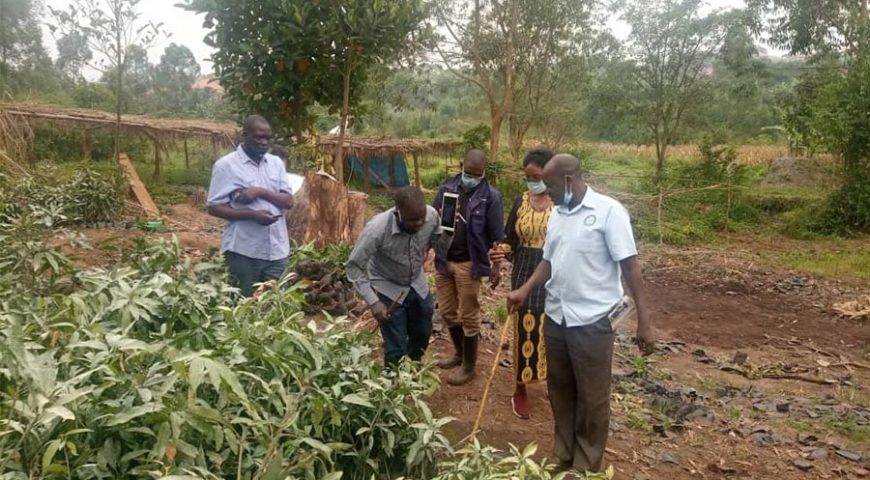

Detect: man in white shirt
[507, 154, 654, 473]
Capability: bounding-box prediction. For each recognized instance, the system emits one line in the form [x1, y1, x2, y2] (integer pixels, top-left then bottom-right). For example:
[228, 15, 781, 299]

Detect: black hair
[242, 114, 269, 134]
[394, 186, 425, 211]
[523, 148, 555, 168]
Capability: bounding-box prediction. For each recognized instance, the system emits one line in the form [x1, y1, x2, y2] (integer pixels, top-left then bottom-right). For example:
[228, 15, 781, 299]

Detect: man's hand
[506, 286, 529, 311]
[489, 245, 507, 263]
[234, 187, 266, 204]
[251, 210, 280, 225]
[370, 301, 390, 325]
[636, 311, 655, 356]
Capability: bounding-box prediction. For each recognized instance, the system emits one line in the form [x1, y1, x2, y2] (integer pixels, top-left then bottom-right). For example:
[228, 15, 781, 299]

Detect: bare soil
[428, 240, 869, 480]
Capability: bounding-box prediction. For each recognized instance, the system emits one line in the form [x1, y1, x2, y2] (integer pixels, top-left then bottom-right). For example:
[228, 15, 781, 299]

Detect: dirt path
[427, 245, 869, 480]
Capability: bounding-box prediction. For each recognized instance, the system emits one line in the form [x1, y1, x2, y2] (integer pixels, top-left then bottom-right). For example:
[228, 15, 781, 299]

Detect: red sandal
[511, 389, 530, 419]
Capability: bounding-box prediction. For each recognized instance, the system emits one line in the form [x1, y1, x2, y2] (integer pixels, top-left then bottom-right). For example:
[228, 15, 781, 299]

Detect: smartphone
[441, 192, 459, 232]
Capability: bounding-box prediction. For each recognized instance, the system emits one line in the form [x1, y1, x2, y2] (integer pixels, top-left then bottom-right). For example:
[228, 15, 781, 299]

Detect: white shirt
[543, 187, 638, 327]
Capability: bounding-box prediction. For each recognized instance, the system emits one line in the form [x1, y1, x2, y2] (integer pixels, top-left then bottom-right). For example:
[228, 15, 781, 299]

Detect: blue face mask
[562, 177, 574, 208]
[526, 180, 546, 195]
[461, 170, 483, 189]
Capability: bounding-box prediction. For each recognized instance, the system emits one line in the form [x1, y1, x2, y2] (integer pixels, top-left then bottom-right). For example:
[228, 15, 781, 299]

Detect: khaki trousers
[435, 261, 482, 337]
[545, 315, 615, 473]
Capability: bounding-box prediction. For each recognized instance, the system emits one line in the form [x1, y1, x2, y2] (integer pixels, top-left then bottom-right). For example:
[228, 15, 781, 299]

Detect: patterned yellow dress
[503, 191, 552, 384]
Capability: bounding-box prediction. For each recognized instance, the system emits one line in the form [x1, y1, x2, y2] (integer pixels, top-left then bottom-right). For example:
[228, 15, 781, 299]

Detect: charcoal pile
[292, 259, 359, 316]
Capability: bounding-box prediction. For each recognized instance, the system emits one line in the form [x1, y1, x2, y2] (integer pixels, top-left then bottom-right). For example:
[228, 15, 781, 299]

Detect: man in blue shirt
[433, 149, 504, 386]
[508, 154, 654, 474]
[207, 115, 294, 296]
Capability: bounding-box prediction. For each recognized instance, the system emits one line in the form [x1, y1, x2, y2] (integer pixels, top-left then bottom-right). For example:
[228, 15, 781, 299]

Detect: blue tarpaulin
[348, 154, 410, 188]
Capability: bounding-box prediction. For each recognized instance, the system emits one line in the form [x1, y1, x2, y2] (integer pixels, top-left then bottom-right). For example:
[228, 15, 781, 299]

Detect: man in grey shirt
[347, 187, 453, 365]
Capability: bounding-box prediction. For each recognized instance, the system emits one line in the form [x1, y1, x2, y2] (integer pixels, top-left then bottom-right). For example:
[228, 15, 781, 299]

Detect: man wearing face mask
[347, 187, 453, 365]
[433, 149, 505, 386]
[207, 115, 294, 297]
[507, 154, 655, 474]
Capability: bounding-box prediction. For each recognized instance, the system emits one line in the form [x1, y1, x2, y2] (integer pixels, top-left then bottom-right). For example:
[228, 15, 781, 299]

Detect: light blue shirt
[207, 146, 292, 261]
[543, 187, 638, 327]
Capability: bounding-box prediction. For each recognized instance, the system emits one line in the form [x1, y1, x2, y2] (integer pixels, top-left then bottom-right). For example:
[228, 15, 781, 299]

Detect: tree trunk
[863, 0, 869, 19]
[334, 53, 353, 181]
[490, 0, 520, 163]
[508, 116, 523, 164]
[113, 3, 123, 162]
[490, 107, 505, 161]
[655, 142, 667, 181]
[345, 191, 369, 243]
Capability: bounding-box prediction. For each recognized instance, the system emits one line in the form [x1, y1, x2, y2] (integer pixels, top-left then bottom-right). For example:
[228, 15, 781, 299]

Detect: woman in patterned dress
[498, 148, 554, 419]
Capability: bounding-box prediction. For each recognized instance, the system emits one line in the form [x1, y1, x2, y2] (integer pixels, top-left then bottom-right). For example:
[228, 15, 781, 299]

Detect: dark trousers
[224, 251, 288, 297]
[545, 315, 615, 472]
[378, 289, 434, 365]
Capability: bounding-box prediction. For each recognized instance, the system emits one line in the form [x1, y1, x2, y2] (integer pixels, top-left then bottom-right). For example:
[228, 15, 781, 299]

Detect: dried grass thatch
[0, 103, 461, 169]
[0, 109, 32, 175]
[0, 102, 239, 148]
[316, 134, 460, 158]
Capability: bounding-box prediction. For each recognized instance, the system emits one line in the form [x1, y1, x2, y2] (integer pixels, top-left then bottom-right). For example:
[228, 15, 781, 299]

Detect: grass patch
[784, 416, 870, 449]
[626, 413, 652, 432]
[779, 245, 870, 281]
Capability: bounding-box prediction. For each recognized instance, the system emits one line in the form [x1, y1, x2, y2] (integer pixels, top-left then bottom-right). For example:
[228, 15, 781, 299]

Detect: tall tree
[504, 3, 597, 162]
[0, 0, 54, 93]
[621, 0, 730, 179]
[151, 43, 201, 116]
[433, 0, 518, 161]
[49, 0, 166, 160]
[183, 0, 429, 179]
[433, 0, 591, 161]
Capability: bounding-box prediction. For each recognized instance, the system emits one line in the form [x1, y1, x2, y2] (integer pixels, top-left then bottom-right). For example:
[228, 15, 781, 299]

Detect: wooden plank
[117, 153, 160, 219]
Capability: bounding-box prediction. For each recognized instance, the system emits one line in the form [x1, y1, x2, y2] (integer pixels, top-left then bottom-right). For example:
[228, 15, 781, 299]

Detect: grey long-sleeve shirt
[346, 206, 452, 305]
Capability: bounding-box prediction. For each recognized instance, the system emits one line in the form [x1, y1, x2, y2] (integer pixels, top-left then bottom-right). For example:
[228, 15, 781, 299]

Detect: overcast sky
[40, 0, 752, 79]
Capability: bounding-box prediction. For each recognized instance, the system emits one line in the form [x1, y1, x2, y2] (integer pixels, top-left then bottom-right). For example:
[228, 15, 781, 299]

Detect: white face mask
[526, 180, 546, 194]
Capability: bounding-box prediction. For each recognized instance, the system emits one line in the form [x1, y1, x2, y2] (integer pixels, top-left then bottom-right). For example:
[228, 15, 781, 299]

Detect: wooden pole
[413, 153, 422, 188]
[82, 129, 92, 162]
[363, 156, 371, 191]
[657, 184, 664, 245]
[153, 139, 162, 182]
[388, 156, 396, 187]
[184, 138, 190, 169]
[725, 177, 733, 242]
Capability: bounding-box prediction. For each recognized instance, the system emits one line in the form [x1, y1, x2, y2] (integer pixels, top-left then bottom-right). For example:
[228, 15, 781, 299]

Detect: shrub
[0, 165, 126, 226]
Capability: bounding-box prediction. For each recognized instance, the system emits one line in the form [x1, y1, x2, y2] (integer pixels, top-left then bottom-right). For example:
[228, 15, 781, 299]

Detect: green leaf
[301, 437, 332, 455]
[105, 403, 162, 426]
[45, 405, 75, 422]
[341, 393, 374, 408]
[259, 453, 285, 480]
[42, 439, 63, 472]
